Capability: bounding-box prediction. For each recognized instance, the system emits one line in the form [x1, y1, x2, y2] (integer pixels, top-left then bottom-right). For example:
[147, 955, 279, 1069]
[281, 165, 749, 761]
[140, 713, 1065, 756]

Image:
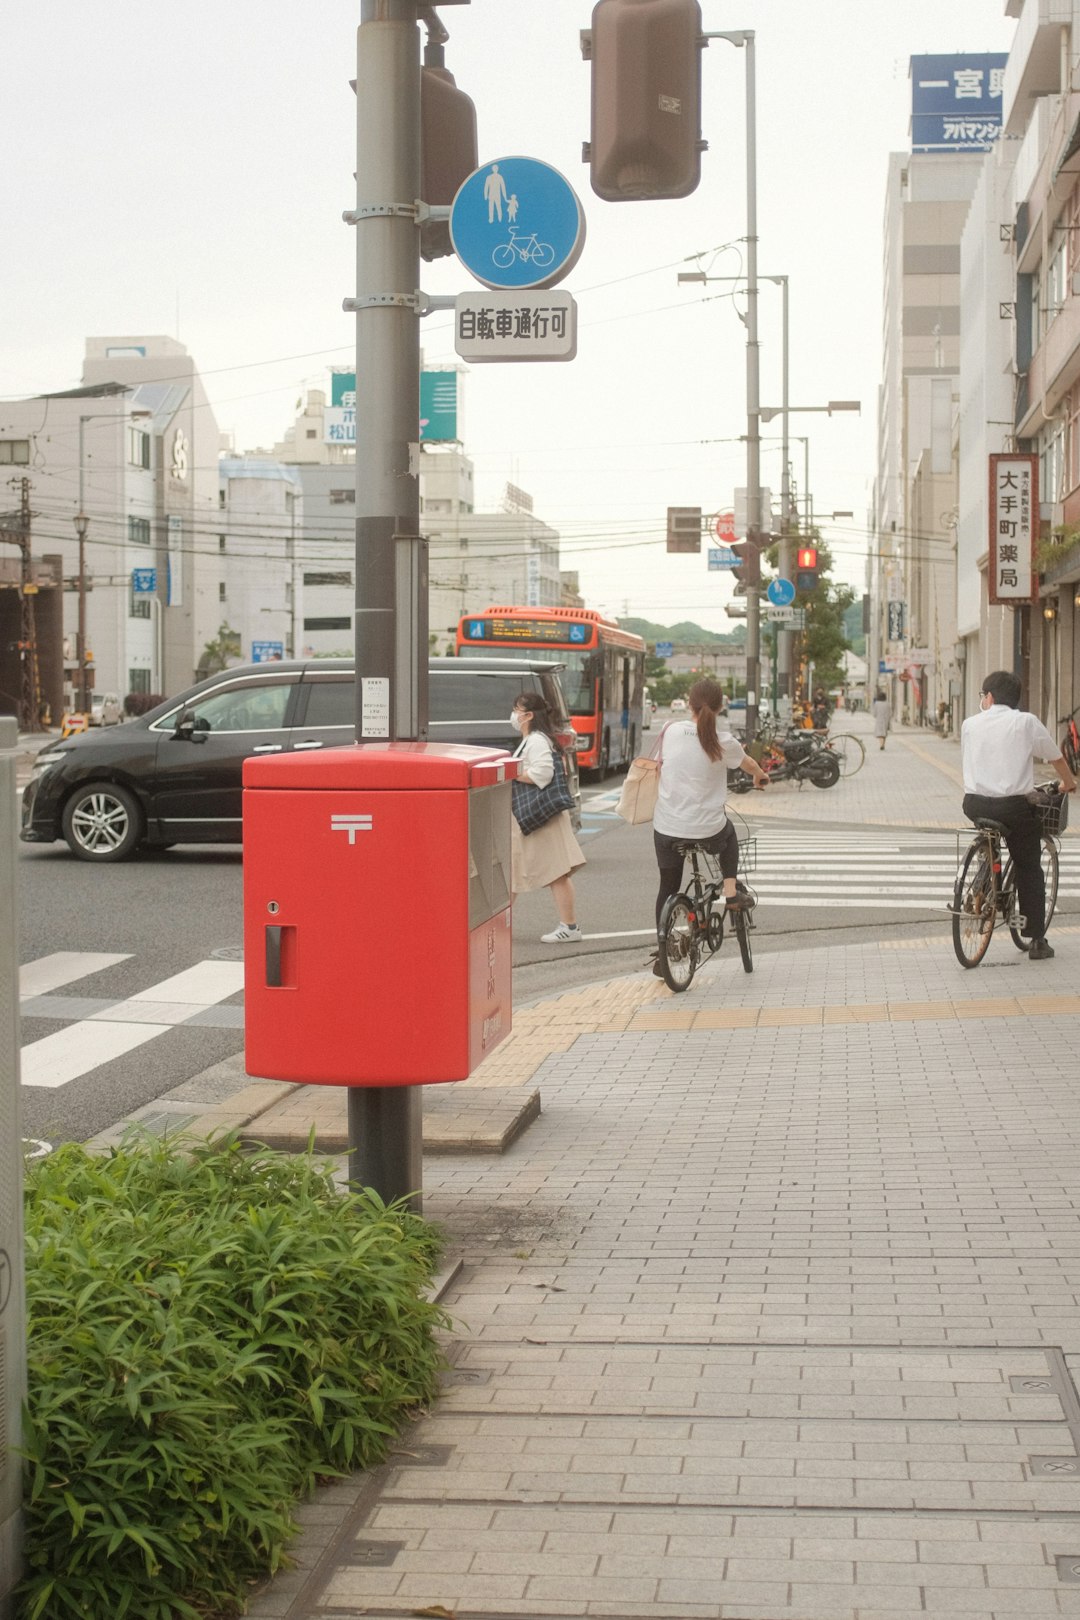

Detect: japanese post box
[242, 742, 516, 1086]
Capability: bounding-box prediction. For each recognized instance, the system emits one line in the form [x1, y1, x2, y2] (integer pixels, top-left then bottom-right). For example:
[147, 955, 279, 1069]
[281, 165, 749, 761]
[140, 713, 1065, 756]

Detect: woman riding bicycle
[652, 679, 768, 966]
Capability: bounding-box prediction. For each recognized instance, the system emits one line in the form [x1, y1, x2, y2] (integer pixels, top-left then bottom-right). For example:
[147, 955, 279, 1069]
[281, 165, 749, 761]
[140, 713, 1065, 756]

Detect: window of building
[303, 616, 351, 631]
[129, 669, 151, 694]
[219, 488, 227, 507]
[219, 581, 227, 602]
[0, 440, 30, 465]
[306, 429, 317, 439]
[303, 571, 352, 587]
[129, 428, 151, 468]
[1066, 383, 1080, 496]
[1041, 416, 1066, 506]
[218, 534, 226, 552]
[1048, 233, 1068, 323]
[128, 516, 151, 546]
[130, 586, 151, 620]
[329, 488, 355, 504]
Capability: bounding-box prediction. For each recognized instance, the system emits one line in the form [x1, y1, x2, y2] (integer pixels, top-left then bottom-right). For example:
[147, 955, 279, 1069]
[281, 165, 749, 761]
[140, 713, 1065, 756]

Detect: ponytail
[687, 677, 725, 763]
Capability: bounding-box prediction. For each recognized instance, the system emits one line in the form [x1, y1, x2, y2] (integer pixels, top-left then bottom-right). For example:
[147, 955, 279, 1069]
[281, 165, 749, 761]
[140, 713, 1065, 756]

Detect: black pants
[654, 822, 739, 928]
[962, 793, 1046, 940]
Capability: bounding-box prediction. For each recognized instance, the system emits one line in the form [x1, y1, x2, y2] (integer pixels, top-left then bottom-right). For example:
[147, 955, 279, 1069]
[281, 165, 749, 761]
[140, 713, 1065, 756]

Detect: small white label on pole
[361, 677, 390, 738]
[454, 291, 577, 363]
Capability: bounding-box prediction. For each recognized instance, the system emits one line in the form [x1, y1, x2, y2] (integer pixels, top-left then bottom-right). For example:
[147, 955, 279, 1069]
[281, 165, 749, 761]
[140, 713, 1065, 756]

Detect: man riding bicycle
[960, 670, 1077, 960]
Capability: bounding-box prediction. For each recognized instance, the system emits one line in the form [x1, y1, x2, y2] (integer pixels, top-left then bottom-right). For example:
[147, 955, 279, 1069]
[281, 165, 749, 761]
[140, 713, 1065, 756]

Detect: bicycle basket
[1034, 787, 1068, 836]
[738, 835, 758, 874]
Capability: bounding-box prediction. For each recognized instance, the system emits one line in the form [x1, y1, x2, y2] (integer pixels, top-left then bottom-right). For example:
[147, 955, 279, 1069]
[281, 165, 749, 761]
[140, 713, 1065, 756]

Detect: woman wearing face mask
[510, 691, 586, 944]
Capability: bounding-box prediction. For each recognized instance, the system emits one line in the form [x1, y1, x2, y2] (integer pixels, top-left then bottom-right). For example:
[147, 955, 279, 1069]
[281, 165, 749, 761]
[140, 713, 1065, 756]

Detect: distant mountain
[620, 616, 746, 647]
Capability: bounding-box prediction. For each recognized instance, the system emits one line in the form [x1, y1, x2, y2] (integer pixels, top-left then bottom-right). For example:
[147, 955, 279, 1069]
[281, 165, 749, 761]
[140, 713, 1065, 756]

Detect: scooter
[729, 732, 840, 792]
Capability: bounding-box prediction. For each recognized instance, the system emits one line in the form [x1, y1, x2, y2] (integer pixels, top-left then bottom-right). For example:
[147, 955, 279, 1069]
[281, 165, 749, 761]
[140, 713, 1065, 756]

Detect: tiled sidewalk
[241, 927, 1080, 1620]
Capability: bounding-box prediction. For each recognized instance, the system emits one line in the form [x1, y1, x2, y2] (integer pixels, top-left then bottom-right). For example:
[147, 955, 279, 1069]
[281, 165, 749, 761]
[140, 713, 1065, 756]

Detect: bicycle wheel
[1043, 836, 1060, 930]
[531, 240, 555, 267]
[1064, 732, 1079, 774]
[733, 908, 754, 974]
[1004, 839, 1059, 947]
[705, 903, 724, 953]
[658, 893, 698, 992]
[827, 732, 865, 778]
[952, 842, 996, 968]
[492, 243, 516, 269]
[1002, 862, 1027, 950]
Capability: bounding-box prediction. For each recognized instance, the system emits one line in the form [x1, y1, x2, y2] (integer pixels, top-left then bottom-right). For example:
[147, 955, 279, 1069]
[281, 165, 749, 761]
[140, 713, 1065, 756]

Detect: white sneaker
[541, 923, 583, 944]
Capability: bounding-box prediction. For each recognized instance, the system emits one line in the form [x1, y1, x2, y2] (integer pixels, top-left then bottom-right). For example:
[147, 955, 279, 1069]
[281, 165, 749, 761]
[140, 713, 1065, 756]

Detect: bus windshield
[455, 644, 595, 714]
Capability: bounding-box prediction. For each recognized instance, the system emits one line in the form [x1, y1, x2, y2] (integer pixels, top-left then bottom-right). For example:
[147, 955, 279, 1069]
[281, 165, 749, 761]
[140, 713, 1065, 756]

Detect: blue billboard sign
[708, 546, 739, 571]
[251, 641, 285, 663]
[131, 567, 156, 594]
[450, 156, 585, 291]
[911, 54, 1008, 153]
[655, 641, 674, 658]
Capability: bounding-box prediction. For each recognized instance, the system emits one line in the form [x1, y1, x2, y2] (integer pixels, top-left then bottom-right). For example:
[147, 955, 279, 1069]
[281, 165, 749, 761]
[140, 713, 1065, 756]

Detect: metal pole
[776, 275, 791, 714]
[742, 32, 761, 742]
[75, 416, 90, 718]
[350, 0, 424, 1211]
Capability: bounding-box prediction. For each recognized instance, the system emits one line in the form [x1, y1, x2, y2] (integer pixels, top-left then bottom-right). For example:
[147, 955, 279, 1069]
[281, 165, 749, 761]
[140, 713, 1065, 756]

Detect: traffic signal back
[583, 0, 706, 202]
[730, 538, 761, 588]
[420, 64, 478, 261]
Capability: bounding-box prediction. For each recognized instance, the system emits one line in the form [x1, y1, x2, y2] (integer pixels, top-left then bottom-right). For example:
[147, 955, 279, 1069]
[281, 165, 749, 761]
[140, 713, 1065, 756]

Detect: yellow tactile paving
[757, 1006, 824, 1027]
[953, 997, 1022, 1018]
[823, 1003, 891, 1023]
[691, 1008, 759, 1029]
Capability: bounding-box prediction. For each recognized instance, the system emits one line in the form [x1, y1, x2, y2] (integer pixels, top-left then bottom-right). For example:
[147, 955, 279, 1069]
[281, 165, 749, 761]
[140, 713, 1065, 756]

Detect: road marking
[19, 951, 132, 998]
[19, 958, 246, 1090]
[21, 1020, 172, 1089]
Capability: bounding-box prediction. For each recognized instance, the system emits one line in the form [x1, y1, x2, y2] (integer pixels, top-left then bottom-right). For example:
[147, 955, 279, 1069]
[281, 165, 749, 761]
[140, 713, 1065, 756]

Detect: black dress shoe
[1029, 938, 1055, 960]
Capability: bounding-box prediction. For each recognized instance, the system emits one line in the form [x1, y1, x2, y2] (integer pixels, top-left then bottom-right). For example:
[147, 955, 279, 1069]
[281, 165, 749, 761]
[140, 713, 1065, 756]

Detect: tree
[797, 537, 855, 692]
[197, 624, 242, 680]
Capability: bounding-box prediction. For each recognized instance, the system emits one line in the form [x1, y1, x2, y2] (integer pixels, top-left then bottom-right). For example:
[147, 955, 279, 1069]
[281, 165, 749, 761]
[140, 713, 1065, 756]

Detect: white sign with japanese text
[988, 453, 1038, 606]
[454, 291, 577, 363]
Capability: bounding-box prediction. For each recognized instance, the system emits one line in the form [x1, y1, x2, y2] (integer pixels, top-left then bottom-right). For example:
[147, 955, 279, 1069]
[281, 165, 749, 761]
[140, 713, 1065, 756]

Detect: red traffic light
[796, 546, 818, 569]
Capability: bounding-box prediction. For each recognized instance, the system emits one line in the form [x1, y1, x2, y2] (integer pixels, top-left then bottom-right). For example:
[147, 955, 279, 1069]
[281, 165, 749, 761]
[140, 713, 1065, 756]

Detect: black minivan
[21, 657, 580, 862]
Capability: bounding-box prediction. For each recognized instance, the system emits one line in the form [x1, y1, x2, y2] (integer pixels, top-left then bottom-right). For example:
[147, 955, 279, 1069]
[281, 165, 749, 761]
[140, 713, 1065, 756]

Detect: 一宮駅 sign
[450, 156, 586, 292]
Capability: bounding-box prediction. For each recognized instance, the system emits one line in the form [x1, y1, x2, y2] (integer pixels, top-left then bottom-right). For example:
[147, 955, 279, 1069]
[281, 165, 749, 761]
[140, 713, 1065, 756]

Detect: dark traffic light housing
[582, 0, 706, 202]
[420, 59, 478, 261]
[730, 537, 761, 589]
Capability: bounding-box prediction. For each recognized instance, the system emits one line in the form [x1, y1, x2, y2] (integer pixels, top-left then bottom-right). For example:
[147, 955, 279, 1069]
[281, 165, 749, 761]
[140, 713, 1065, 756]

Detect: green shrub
[18, 1135, 445, 1620]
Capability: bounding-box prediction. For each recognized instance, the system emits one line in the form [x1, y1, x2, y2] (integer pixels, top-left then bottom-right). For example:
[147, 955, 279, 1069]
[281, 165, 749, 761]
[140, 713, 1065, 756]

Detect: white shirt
[514, 730, 555, 788]
[960, 703, 1059, 797]
[653, 719, 745, 839]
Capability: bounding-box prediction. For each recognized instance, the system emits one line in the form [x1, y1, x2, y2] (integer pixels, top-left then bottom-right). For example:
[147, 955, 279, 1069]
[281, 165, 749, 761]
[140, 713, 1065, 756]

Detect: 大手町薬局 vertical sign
[988, 453, 1038, 606]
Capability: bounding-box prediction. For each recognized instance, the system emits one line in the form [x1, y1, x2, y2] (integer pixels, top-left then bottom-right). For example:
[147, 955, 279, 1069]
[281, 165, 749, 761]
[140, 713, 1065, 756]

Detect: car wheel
[62, 782, 144, 862]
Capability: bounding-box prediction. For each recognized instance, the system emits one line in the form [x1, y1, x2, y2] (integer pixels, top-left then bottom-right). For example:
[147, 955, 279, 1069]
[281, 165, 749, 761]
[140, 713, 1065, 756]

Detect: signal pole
[345, 0, 426, 1209]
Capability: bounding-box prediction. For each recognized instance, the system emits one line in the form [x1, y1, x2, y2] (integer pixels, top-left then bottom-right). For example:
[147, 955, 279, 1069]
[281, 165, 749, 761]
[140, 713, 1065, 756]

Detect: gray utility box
[0, 717, 26, 1616]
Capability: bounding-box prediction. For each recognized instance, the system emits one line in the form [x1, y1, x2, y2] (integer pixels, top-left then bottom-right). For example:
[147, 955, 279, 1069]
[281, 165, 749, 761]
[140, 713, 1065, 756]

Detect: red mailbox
[243, 742, 516, 1086]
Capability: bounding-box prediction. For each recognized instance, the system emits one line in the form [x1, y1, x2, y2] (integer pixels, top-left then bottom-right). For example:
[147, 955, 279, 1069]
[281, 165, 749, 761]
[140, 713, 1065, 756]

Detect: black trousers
[654, 821, 739, 928]
[962, 793, 1046, 940]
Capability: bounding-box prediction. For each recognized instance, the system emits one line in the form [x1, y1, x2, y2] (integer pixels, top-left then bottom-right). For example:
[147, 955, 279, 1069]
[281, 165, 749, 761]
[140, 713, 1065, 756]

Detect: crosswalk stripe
[19, 951, 132, 998]
[21, 1021, 172, 1090]
[19, 957, 246, 1090]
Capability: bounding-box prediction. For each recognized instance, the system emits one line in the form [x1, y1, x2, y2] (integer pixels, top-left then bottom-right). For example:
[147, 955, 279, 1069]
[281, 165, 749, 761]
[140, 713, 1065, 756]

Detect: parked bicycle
[950, 785, 1065, 968]
[657, 814, 757, 990]
[825, 730, 865, 777]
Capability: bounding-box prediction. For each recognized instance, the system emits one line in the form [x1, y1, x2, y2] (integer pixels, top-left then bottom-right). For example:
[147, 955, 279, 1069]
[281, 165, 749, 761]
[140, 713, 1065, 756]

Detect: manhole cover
[209, 946, 244, 961]
[1029, 1455, 1080, 1477]
[349, 1540, 404, 1568]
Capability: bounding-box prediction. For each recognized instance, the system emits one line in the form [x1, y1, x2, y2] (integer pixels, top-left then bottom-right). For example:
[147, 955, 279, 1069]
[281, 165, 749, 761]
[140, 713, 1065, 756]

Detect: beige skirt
[511, 810, 586, 893]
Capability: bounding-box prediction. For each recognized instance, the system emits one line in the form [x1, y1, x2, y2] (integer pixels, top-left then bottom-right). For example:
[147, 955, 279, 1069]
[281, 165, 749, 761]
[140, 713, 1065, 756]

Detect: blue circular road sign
[450, 156, 586, 291]
[767, 577, 796, 607]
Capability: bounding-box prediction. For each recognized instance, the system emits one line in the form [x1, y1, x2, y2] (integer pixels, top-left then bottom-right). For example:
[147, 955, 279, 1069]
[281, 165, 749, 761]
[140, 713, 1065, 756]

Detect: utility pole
[0, 478, 42, 731]
[345, 0, 427, 1207]
[709, 28, 761, 741]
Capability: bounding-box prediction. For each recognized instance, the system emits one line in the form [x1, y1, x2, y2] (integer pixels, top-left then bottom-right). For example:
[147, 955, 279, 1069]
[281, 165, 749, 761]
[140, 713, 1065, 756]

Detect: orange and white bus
[456, 606, 646, 775]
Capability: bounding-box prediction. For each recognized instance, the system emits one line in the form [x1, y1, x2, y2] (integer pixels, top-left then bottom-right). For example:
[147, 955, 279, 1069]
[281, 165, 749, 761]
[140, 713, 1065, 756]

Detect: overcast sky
[4, 1, 1016, 632]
